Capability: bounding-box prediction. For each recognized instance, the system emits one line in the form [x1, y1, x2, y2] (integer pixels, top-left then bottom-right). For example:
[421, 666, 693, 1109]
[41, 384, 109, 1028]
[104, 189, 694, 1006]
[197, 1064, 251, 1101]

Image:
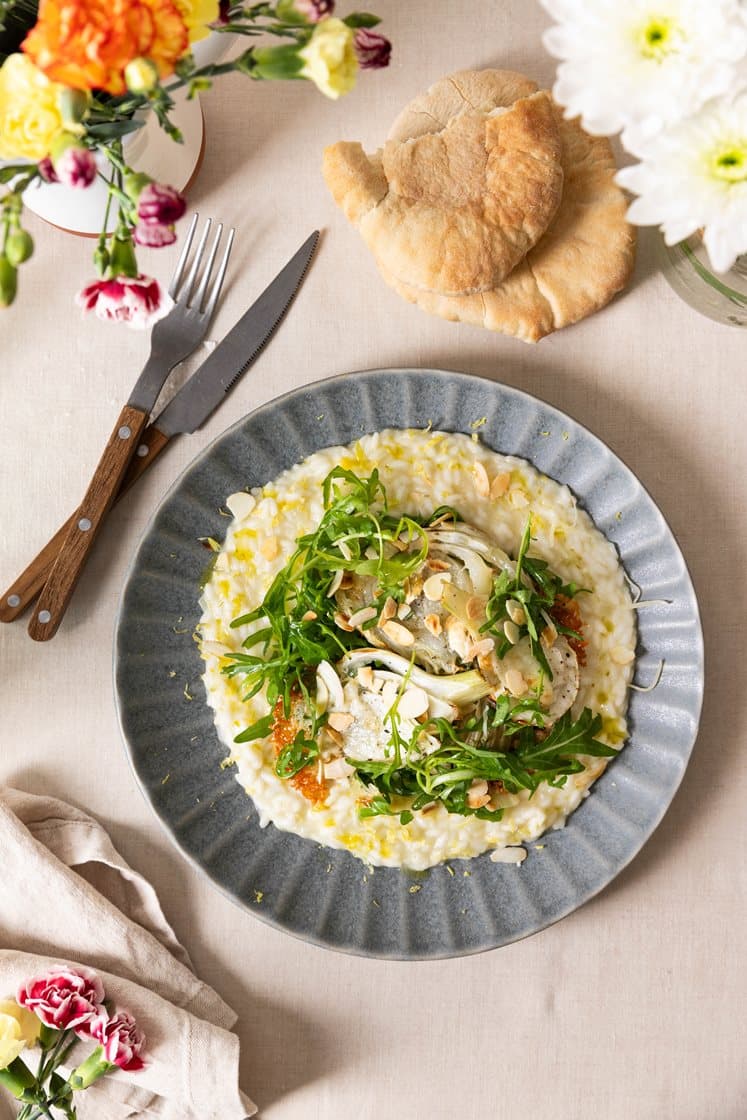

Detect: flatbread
[323, 88, 563, 296]
[381, 70, 636, 342]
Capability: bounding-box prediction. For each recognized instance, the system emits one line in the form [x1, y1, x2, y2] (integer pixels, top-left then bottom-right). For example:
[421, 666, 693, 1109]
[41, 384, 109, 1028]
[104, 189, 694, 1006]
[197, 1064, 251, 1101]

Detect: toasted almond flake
[334, 612, 354, 633]
[490, 472, 511, 499]
[225, 491, 256, 521]
[339, 573, 354, 590]
[260, 536, 279, 560]
[357, 666, 375, 689]
[506, 599, 525, 626]
[364, 545, 378, 560]
[397, 602, 412, 620]
[611, 646, 635, 665]
[325, 758, 356, 780]
[503, 619, 521, 645]
[397, 686, 429, 720]
[348, 606, 377, 628]
[381, 620, 414, 646]
[445, 617, 471, 660]
[301, 610, 318, 622]
[542, 621, 558, 646]
[504, 669, 528, 697]
[508, 488, 529, 509]
[380, 596, 397, 622]
[381, 679, 399, 707]
[427, 558, 451, 572]
[327, 570, 344, 596]
[328, 711, 355, 732]
[423, 573, 446, 601]
[472, 461, 490, 497]
[323, 725, 344, 748]
[424, 613, 442, 637]
[466, 595, 485, 622]
[471, 637, 495, 657]
[490, 847, 527, 864]
[467, 779, 490, 808]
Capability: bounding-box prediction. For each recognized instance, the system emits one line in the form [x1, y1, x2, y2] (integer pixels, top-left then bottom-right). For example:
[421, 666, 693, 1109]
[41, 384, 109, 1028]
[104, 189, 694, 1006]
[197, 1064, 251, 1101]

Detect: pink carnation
[17, 966, 105, 1031]
[54, 146, 97, 189]
[90, 1010, 146, 1072]
[76, 274, 173, 330]
[133, 222, 177, 248]
[37, 156, 59, 183]
[354, 27, 391, 70]
[137, 182, 186, 226]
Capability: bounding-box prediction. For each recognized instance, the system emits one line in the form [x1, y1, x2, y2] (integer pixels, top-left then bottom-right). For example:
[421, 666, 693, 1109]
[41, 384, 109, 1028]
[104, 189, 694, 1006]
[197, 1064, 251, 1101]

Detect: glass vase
[655, 231, 747, 328]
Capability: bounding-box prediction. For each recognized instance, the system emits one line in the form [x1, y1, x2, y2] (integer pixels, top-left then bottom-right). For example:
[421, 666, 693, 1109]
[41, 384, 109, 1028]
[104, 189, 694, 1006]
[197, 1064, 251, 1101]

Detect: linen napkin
[0, 786, 256, 1120]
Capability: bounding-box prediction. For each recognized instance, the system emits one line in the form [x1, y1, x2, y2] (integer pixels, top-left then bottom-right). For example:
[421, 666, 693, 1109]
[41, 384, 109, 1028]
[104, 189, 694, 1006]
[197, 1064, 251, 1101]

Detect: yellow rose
[0, 1001, 41, 1068]
[298, 18, 357, 100]
[0, 54, 64, 161]
[175, 0, 220, 43]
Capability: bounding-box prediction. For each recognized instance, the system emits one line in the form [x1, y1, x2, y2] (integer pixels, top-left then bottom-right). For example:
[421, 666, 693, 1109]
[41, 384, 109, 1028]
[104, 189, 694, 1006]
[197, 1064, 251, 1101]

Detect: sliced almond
[347, 605, 377, 628]
[611, 645, 635, 665]
[337, 539, 353, 561]
[334, 612, 354, 633]
[427, 558, 451, 573]
[423, 573, 447, 601]
[424, 613, 442, 637]
[508, 488, 529, 509]
[327, 570, 344, 596]
[301, 610, 318, 622]
[381, 620, 414, 646]
[503, 619, 521, 645]
[490, 472, 511, 499]
[324, 758, 356, 780]
[542, 621, 558, 646]
[379, 596, 397, 623]
[381, 679, 399, 707]
[472, 461, 490, 497]
[467, 779, 490, 808]
[471, 637, 495, 657]
[506, 599, 525, 626]
[327, 711, 355, 732]
[504, 669, 528, 697]
[397, 602, 412, 620]
[260, 536, 279, 560]
[357, 665, 375, 690]
[397, 686, 429, 720]
[225, 491, 256, 521]
[323, 725, 344, 748]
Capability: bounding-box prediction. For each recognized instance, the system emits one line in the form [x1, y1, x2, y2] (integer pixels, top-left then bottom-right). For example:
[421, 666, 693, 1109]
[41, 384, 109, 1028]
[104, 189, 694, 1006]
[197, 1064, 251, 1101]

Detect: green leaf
[85, 119, 144, 140]
[0, 163, 31, 184]
[233, 713, 274, 743]
[343, 12, 382, 28]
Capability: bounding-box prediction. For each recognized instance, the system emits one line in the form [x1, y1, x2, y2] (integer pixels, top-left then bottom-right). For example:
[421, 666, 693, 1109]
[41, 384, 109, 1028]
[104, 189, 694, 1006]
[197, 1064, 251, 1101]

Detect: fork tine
[192, 223, 223, 313]
[203, 227, 235, 321]
[168, 212, 198, 298]
[179, 217, 212, 306]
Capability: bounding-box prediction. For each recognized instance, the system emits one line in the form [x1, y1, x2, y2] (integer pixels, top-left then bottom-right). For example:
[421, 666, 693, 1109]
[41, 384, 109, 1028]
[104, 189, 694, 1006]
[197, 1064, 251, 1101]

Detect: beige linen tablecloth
[0, 787, 255, 1120]
[1, 3, 745, 1118]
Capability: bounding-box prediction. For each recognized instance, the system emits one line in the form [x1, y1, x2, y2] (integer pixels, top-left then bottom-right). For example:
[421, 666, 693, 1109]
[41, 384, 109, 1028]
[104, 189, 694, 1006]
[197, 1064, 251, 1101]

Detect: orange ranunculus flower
[23, 0, 190, 95]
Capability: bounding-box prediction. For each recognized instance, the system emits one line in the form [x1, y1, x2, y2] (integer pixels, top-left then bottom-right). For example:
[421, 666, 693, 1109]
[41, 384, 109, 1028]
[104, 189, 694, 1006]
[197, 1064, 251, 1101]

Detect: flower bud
[5, 228, 33, 266]
[125, 57, 159, 94]
[37, 156, 59, 183]
[58, 87, 90, 131]
[109, 234, 139, 278]
[136, 182, 186, 226]
[354, 27, 391, 69]
[0, 255, 18, 307]
[51, 134, 97, 189]
[133, 221, 177, 247]
[93, 242, 110, 276]
[276, 0, 334, 23]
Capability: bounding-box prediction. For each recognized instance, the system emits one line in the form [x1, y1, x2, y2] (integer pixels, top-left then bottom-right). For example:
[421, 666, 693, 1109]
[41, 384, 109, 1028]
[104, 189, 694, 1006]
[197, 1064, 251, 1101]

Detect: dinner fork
[26, 215, 235, 641]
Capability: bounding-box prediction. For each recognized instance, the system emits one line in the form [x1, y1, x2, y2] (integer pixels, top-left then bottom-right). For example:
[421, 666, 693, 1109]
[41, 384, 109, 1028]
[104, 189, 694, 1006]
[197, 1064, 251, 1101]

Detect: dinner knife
[1, 230, 319, 626]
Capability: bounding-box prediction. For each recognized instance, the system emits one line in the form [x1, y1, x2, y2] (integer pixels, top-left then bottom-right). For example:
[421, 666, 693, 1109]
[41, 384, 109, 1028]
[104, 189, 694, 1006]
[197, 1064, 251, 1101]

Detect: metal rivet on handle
[7, 594, 20, 608]
[78, 518, 92, 532]
[38, 610, 51, 624]
[137, 444, 149, 458]
[118, 426, 132, 440]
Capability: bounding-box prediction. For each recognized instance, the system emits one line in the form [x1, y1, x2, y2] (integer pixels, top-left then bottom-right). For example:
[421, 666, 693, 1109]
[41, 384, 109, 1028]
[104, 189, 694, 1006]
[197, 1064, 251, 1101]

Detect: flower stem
[680, 240, 747, 308]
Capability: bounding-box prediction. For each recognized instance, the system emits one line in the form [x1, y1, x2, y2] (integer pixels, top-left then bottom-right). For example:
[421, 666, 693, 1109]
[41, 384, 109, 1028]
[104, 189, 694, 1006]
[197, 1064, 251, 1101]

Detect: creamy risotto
[198, 429, 636, 870]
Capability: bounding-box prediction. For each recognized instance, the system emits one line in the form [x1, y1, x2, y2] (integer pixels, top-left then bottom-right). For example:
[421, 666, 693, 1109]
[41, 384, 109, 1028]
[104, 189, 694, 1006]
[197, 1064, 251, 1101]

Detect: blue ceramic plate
[114, 369, 704, 959]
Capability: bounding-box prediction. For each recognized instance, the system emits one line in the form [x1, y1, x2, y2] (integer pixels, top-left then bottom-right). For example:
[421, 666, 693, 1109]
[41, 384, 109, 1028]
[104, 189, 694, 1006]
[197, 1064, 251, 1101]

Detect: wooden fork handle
[0, 425, 171, 624]
[27, 404, 150, 641]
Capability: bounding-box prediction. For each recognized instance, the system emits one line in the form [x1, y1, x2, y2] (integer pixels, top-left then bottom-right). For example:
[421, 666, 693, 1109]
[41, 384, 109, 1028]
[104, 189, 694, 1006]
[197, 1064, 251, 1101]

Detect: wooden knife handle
[0, 426, 171, 624]
[27, 404, 150, 641]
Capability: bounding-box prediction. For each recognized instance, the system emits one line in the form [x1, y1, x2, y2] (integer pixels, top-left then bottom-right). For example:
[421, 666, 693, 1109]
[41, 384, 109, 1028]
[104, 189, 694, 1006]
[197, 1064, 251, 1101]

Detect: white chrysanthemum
[616, 90, 747, 272]
[541, 0, 747, 145]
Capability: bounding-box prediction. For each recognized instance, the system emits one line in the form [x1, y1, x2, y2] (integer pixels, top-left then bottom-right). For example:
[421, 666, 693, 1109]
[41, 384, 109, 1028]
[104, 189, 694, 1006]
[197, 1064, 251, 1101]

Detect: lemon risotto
[198, 429, 636, 870]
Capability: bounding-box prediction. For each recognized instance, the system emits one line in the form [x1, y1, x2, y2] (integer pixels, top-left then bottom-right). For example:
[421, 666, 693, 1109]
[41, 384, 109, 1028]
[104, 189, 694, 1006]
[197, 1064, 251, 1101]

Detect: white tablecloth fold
[0, 786, 256, 1120]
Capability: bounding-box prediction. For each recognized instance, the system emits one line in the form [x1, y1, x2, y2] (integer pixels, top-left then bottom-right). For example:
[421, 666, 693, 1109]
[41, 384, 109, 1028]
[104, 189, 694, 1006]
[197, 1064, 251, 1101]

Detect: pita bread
[323, 89, 563, 296]
[381, 71, 636, 342]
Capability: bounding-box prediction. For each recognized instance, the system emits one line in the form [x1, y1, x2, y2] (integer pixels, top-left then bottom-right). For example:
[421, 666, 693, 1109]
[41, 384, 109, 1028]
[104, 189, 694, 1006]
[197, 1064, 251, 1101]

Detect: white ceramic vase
[17, 33, 233, 236]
